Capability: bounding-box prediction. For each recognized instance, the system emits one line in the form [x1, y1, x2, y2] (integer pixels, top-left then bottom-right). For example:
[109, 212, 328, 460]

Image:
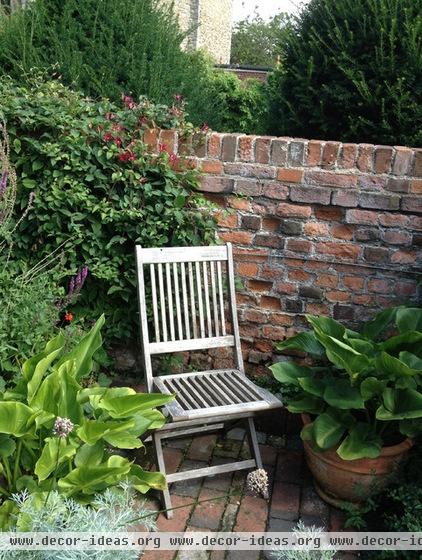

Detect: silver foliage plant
[272, 521, 336, 560]
[0, 484, 156, 560]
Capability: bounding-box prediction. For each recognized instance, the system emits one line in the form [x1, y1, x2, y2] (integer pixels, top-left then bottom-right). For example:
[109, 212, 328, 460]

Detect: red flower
[174, 94, 184, 103]
[114, 136, 123, 147]
[103, 132, 114, 142]
[169, 153, 179, 165]
[118, 150, 136, 162]
[105, 112, 117, 121]
[158, 143, 167, 153]
[64, 312, 73, 323]
[112, 123, 125, 132]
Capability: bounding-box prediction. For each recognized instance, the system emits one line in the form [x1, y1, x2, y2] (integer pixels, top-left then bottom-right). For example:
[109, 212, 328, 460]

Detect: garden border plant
[271, 306, 422, 506]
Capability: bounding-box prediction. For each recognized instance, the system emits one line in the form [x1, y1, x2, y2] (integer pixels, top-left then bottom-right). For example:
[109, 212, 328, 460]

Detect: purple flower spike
[68, 277, 75, 297]
[75, 271, 82, 291]
[81, 265, 89, 283]
[0, 171, 8, 197]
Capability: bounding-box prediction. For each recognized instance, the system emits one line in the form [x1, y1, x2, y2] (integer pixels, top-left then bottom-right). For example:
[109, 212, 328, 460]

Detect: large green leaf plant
[270, 307, 422, 461]
[0, 315, 173, 528]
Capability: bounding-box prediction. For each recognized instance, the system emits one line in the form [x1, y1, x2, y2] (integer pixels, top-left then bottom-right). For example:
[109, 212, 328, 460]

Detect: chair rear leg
[153, 433, 173, 519]
[246, 417, 263, 469]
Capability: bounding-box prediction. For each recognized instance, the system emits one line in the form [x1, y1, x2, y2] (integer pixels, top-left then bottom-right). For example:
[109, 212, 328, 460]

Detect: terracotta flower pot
[301, 414, 413, 508]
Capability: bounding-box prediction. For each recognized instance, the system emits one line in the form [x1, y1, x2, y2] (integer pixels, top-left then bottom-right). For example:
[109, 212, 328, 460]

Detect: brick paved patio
[141, 427, 359, 560]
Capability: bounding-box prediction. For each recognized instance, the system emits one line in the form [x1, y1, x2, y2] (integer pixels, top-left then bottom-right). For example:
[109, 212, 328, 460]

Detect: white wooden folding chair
[135, 243, 282, 517]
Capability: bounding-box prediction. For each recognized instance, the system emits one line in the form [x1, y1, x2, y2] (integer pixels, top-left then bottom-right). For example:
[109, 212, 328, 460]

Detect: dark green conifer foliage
[268, 0, 422, 146]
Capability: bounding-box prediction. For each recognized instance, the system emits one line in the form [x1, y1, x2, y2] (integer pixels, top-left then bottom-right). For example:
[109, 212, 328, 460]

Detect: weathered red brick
[237, 136, 255, 162]
[262, 325, 286, 340]
[331, 224, 354, 240]
[221, 134, 238, 161]
[383, 230, 412, 245]
[273, 282, 296, 295]
[224, 162, 276, 179]
[271, 139, 288, 166]
[276, 203, 312, 218]
[386, 178, 411, 193]
[363, 246, 390, 263]
[207, 133, 222, 159]
[315, 241, 360, 260]
[288, 140, 306, 167]
[368, 279, 392, 293]
[288, 269, 313, 281]
[307, 140, 323, 166]
[290, 186, 331, 205]
[322, 142, 340, 168]
[215, 210, 237, 228]
[243, 308, 268, 323]
[411, 179, 422, 194]
[402, 195, 422, 213]
[260, 295, 281, 310]
[305, 170, 357, 188]
[254, 234, 284, 249]
[201, 160, 224, 174]
[393, 147, 413, 176]
[374, 146, 393, 174]
[315, 274, 338, 288]
[413, 150, 422, 177]
[143, 128, 159, 150]
[359, 192, 400, 211]
[160, 129, 177, 153]
[410, 216, 422, 230]
[343, 276, 364, 290]
[237, 262, 259, 277]
[277, 168, 303, 183]
[233, 247, 269, 262]
[219, 231, 253, 245]
[304, 222, 329, 236]
[234, 179, 263, 196]
[190, 488, 227, 531]
[286, 239, 312, 253]
[332, 190, 359, 207]
[306, 302, 331, 314]
[263, 182, 290, 200]
[326, 290, 350, 302]
[315, 207, 344, 221]
[200, 176, 234, 193]
[346, 209, 379, 225]
[379, 213, 410, 227]
[262, 217, 280, 231]
[227, 196, 252, 211]
[357, 144, 374, 172]
[338, 143, 358, 169]
[187, 435, 217, 462]
[255, 137, 272, 164]
[390, 250, 417, 264]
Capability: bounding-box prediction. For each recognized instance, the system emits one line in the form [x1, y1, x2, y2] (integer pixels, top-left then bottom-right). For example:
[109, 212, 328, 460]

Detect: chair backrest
[135, 243, 244, 391]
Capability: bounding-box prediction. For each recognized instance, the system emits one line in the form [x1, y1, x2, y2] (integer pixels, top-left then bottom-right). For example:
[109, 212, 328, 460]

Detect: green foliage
[231, 10, 290, 68]
[0, 77, 217, 341]
[206, 71, 268, 134]
[0, 316, 173, 529]
[270, 306, 422, 460]
[3, 485, 155, 559]
[268, 0, 422, 146]
[0, 0, 222, 128]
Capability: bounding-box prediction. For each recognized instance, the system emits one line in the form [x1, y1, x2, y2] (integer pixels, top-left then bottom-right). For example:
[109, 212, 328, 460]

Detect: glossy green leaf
[376, 351, 422, 377]
[128, 464, 166, 493]
[311, 412, 346, 450]
[96, 393, 173, 419]
[0, 434, 16, 458]
[274, 332, 324, 356]
[360, 377, 387, 400]
[287, 395, 325, 414]
[376, 388, 422, 420]
[315, 332, 371, 378]
[74, 442, 104, 468]
[323, 380, 365, 409]
[77, 419, 135, 445]
[0, 402, 35, 436]
[306, 315, 345, 339]
[35, 437, 78, 481]
[22, 333, 65, 382]
[270, 362, 312, 386]
[337, 423, 382, 460]
[54, 315, 105, 380]
[298, 376, 326, 397]
[362, 308, 399, 340]
[396, 308, 422, 334]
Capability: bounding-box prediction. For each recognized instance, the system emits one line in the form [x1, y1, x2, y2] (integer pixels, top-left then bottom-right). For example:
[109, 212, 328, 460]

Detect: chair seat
[153, 369, 282, 422]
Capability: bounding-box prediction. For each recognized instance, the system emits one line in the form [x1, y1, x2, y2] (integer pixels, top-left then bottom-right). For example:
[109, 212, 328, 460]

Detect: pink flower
[103, 132, 114, 142]
[158, 143, 167, 153]
[174, 94, 184, 103]
[122, 94, 137, 110]
[105, 112, 117, 121]
[139, 177, 148, 184]
[114, 136, 123, 147]
[118, 150, 136, 162]
[201, 122, 210, 133]
[169, 153, 179, 165]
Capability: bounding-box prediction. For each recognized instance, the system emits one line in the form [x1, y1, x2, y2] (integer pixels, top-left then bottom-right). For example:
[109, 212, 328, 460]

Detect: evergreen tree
[268, 0, 422, 147]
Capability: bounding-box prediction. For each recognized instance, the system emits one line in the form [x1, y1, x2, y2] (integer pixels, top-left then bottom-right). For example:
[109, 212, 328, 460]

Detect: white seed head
[246, 468, 269, 500]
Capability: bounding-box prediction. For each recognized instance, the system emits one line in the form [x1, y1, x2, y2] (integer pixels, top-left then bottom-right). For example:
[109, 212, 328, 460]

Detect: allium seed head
[246, 468, 269, 500]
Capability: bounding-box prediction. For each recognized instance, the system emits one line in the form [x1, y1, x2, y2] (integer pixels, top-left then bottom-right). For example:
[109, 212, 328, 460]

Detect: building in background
[168, 0, 233, 64]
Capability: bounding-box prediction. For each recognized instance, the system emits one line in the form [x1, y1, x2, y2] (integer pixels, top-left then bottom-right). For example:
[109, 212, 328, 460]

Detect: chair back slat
[136, 243, 243, 391]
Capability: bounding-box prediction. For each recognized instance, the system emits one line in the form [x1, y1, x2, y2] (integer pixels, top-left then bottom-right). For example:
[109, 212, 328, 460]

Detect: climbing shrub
[0, 77, 217, 342]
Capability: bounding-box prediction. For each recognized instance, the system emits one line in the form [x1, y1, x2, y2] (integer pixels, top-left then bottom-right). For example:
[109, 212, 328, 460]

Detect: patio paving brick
[140, 430, 359, 560]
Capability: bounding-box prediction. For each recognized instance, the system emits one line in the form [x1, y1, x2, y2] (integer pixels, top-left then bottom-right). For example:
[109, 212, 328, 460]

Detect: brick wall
[145, 130, 422, 376]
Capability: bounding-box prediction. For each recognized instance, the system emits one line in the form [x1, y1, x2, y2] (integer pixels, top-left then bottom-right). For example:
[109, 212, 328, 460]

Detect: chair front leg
[153, 432, 173, 519]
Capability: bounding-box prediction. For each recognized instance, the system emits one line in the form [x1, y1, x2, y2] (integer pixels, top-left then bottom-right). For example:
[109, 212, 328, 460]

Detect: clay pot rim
[301, 413, 414, 467]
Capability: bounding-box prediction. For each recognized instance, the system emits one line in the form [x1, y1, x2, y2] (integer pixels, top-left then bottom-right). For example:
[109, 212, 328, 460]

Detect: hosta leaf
[96, 393, 174, 419]
[306, 315, 345, 339]
[54, 314, 105, 380]
[311, 412, 346, 450]
[0, 402, 35, 436]
[376, 388, 422, 420]
[128, 464, 166, 493]
[399, 352, 422, 370]
[103, 432, 143, 449]
[323, 380, 365, 409]
[74, 442, 104, 467]
[314, 332, 371, 378]
[0, 435, 16, 458]
[337, 423, 382, 460]
[27, 346, 63, 401]
[22, 333, 65, 382]
[270, 362, 312, 386]
[35, 437, 78, 481]
[77, 419, 135, 445]
[298, 376, 326, 397]
[396, 308, 422, 334]
[360, 377, 387, 400]
[274, 332, 324, 356]
[362, 308, 398, 340]
[287, 395, 325, 414]
[380, 332, 422, 354]
[376, 351, 422, 377]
